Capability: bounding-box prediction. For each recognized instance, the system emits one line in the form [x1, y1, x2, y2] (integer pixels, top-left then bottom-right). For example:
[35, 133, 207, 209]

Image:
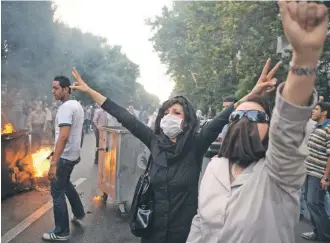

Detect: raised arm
[100, 98, 155, 148]
[70, 68, 155, 148]
[265, 1, 328, 190]
[195, 105, 234, 156]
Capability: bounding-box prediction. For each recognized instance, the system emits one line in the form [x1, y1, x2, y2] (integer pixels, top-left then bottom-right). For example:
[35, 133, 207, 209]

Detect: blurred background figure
[9, 90, 25, 130]
[28, 103, 46, 152]
[84, 105, 92, 134]
[196, 110, 205, 130]
[147, 110, 158, 130]
[44, 103, 53, 146]
[138, 106, 149, 124]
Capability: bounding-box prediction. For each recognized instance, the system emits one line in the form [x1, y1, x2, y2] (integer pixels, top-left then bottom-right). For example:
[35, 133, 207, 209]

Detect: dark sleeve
[101, 98, 155, 148]
[195, 104, 234, 157]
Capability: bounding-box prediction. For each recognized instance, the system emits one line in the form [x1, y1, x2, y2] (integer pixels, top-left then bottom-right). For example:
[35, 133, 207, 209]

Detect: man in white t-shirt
[42, 76, 85, 241]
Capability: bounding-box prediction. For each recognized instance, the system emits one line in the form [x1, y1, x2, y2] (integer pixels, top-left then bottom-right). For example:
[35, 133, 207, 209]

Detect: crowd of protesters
[1, 91, 59, 152]
[68, 2, 330, 243]
[2, 2, 330, 242]
[80, 102, 159, 164]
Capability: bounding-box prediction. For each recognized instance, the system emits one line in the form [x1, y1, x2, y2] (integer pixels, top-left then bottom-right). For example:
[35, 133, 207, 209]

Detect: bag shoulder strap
[145, 156, 153, 173]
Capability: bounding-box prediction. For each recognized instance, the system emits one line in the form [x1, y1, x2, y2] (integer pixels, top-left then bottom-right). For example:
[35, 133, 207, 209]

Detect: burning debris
[2, 123, 15, 134]
[1, 117, 53, 199]
[31, 148, 52, 191]
[93, 196, 102, 202]
[32, 148, 52, 177]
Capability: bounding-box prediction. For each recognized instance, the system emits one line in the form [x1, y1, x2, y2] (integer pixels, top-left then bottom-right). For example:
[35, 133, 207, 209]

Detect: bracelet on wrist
[289, 61, 320, 76]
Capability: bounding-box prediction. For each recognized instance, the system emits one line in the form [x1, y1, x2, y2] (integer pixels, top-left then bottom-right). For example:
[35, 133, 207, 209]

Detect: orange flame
[2, 123, 15, 134]
[93, 196, 102, 201]
[32, 148, 52, 177]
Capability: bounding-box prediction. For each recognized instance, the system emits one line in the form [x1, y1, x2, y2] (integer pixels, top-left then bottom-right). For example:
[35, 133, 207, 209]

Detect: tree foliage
[148, 2, 330, 114]
[1, 1, 159, 109]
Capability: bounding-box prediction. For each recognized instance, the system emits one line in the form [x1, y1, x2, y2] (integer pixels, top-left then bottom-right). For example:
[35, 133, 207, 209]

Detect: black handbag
[129, 156, 153, 237]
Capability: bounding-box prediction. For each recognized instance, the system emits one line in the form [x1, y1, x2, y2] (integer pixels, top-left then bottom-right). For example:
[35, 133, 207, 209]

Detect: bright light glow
[54, 0, 174, 102]
[32, 148, 52, 177]
[2, 123, 15, 134]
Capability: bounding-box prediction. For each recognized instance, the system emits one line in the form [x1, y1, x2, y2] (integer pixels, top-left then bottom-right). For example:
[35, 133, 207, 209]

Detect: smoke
[1, 1, 160, 130]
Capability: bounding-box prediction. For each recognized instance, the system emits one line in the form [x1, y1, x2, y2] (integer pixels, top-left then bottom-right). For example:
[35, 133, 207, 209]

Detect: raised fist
[278, 1, 329, 65]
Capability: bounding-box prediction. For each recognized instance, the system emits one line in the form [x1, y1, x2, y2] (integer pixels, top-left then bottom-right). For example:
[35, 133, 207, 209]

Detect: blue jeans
[51, 158, 85, 235]
[300, 181, 306, 215]
[305, 175, 330, 241]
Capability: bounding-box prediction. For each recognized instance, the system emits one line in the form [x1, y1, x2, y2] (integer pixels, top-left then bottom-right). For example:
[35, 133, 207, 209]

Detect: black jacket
[101, 98, 234, 243]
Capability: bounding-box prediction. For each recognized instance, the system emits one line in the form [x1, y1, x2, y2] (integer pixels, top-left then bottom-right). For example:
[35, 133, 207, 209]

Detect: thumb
[70, 83, 79, 90]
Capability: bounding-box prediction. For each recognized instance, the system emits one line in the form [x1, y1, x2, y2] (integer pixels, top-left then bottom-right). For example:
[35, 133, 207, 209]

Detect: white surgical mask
[160, 114, 183, 139]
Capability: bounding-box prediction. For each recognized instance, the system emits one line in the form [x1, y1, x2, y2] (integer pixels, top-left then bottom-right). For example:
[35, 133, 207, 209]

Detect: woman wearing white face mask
[70, 65, 277, 243]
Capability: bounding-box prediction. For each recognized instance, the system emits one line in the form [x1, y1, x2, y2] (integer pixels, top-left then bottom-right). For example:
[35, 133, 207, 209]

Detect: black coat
[101, 98, 234, 243]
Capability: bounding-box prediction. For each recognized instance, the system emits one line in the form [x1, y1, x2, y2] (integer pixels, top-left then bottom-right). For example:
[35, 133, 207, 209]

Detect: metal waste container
[97, 126, 150, 214]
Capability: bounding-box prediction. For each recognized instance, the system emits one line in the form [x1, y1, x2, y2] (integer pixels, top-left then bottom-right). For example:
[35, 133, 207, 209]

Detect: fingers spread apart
[267, 61, 282, 79]
[260, 58, 271, 78]
[259, 58, 281, 82]
[72, 67, 82, 81]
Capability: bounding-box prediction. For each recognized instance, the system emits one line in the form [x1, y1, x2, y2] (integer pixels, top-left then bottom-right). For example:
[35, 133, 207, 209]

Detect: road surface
[1, 133, 321, 243]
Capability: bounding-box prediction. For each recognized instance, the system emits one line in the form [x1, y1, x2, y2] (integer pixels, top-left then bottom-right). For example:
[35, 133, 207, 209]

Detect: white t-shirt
[55, 100, 84, 161]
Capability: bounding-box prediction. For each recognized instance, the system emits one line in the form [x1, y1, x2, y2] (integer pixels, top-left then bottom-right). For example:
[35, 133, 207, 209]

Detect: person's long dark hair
[154, 96, 198, 163]
[219, 95, 272, 168]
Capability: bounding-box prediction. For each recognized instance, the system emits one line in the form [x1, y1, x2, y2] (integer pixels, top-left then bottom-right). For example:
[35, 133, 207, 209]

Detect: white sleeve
[186, 212, 202, 243]
[58, 104, 73, 127]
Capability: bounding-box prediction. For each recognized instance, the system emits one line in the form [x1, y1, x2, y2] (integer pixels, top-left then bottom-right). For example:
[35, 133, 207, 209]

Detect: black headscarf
[154, 96, 198, 164]
[218, 95, 272, 168]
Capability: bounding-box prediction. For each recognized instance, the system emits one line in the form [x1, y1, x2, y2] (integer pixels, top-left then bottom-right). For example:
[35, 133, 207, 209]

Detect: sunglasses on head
[229, 110, 270, 123]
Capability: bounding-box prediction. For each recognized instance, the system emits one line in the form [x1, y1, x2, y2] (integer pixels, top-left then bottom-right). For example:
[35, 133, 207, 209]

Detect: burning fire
[32, 148, 52, 177]
[2, 123, 15, 134]
[93, 196, 102, 201]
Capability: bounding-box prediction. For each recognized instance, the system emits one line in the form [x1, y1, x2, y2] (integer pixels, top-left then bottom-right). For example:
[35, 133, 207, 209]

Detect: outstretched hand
[249, 58, 281, 97]
[71, 67, 107, 105]
[71, 67, 90, 93]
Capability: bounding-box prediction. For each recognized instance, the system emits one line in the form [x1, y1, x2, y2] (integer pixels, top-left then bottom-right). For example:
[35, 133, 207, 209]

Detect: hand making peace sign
[71, 67, 90, 93]
[248, 58, 281, 98]
[71, 67, 107, 105]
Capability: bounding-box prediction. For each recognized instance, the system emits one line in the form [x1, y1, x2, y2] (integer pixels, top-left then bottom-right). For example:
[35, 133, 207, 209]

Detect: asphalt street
[0, 133, 323, 243]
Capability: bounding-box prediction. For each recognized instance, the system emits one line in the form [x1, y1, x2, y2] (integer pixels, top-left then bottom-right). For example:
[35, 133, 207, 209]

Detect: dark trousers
[51, 158, 85, 235]
[305, 175, 330, 241]
[94, 127, 99, 164]
[84, 119, 90, 134]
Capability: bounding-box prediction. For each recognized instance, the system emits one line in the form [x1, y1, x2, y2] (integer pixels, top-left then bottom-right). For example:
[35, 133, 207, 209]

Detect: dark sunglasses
[229, 110, 270, 123]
